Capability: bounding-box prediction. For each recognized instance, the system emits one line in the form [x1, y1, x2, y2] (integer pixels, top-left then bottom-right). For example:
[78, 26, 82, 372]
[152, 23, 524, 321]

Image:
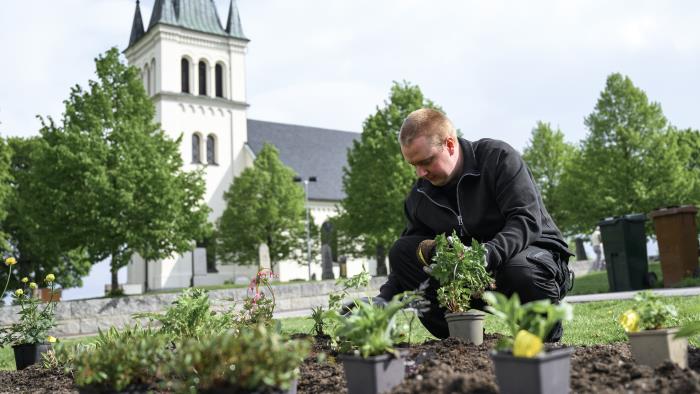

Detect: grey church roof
[129, 1, 145, 47]
[246, 120, 360, 202]
[129, 0, 246, 49]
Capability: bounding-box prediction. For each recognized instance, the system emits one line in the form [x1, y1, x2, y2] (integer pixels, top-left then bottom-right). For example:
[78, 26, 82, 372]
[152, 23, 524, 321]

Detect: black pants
[379, 236, 569, 342]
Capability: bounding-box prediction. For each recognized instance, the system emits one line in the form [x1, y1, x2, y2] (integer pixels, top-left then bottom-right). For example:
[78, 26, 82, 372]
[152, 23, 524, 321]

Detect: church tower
[123, 0, 253, 290]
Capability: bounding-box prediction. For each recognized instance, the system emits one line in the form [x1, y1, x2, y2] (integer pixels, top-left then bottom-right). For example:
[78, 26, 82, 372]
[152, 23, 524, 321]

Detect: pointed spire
[149, 0, 178, 30]
[128, 0, 145, 47]
[225, 0, 246, 39]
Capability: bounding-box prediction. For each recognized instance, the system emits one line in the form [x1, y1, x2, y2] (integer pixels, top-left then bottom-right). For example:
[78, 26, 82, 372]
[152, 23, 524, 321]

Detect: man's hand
[417, 239, 436, 266]
[339, 296, 388, 317]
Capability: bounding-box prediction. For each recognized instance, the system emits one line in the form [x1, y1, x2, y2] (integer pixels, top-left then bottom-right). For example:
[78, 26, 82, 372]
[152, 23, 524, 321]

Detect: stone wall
[0, 278, 385, 338]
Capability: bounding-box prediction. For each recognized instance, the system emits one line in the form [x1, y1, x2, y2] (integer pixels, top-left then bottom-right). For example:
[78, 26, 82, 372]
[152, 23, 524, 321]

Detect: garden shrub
[71, 325, 172, 391]
[166, 324, 309, 392]
[134, 288, 235, 341]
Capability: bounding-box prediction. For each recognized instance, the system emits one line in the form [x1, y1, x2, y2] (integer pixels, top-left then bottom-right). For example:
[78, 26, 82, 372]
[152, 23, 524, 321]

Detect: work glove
[417, 239, 436, 268]
[339, 296, 388, 317]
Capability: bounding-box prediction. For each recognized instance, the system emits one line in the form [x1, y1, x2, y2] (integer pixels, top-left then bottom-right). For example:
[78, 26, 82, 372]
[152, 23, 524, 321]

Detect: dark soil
[2, 334, 700, 393]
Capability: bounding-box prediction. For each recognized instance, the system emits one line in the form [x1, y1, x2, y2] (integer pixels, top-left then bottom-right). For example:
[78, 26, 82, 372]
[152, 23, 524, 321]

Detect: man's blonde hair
[398, 108, 456, 146]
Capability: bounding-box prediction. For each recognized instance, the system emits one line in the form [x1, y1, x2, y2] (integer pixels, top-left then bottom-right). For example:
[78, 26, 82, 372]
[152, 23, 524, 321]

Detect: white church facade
[122, 0, 375, 293]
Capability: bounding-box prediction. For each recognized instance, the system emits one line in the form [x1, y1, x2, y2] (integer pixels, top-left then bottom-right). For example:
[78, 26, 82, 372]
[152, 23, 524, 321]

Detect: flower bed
[2, 266, 700, 393]
[2, 334, 700, 393]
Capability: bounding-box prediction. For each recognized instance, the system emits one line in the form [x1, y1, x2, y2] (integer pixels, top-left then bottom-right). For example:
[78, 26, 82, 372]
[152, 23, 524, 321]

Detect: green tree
[0, 137, 92, 290]
[558, 73, 697, 234]
[340, 81, 442, 275]
[216, 143, 305, 272]
[33, 47, 210, 292]
[0, 137, 12, 244]
[522, 121, 575, 228]
[674, 128, 700, 207]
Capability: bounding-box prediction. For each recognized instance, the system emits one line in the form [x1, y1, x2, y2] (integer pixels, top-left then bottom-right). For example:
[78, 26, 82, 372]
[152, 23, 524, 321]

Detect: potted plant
[427, 230, 493, 344]
[330, 290, 421, 394]
[483, 291, 574, 394]
[618, 290, 687, 368]
[0, 271, 59, 370]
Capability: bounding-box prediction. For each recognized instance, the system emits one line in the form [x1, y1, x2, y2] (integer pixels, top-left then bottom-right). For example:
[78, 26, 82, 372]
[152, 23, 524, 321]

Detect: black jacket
[402, 138, 572, 271]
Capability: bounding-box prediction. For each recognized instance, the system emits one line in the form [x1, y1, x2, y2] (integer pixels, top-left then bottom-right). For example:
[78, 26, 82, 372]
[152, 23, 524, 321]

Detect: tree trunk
[375, 244, 387, 276]
[144, 259, 149, 293]
[110, 254, 119, 295]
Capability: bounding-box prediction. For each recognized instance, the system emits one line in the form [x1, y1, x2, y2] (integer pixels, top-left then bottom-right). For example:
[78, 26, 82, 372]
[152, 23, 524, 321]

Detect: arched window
[181, 58, 190, 93]
[198, 61, 207, 95]
[146, 65, 151, 95]
[192, 134, 201, 163]
[206, 134, 216, 164]
[215, 64, 224, 98]
[150, 58, 156, 94]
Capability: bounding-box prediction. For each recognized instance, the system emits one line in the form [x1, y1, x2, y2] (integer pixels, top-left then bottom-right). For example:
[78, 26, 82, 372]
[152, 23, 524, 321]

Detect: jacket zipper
[417, 183, 471, 238]
[455, 174, 468, 238]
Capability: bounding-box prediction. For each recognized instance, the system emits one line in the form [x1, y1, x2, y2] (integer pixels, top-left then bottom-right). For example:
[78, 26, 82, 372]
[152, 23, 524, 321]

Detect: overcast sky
[1, 0, 700, 153]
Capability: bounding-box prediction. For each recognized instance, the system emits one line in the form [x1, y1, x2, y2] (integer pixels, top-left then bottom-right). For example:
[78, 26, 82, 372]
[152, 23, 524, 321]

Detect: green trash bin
[598, 214, 656, 292]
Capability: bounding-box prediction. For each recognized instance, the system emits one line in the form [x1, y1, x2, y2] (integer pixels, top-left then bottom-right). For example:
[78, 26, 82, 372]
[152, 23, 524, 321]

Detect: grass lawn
[279, 295, 700, 348]
[566, 261, 700, 296]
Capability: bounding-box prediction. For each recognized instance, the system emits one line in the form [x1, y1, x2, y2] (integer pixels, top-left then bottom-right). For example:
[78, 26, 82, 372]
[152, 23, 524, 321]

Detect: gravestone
[339, 255, 348, 278]
[258, 243, 271, 270]
[321, 244, 334, 280]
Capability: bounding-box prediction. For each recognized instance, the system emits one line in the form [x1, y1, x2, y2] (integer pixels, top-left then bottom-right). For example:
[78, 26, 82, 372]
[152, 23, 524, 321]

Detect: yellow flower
[14, 289, 23, 296]
[21, 277, 29, 283]
[513, 330, 543, 358]
[47, 336, 57, 343]
[29, 282, 38, 290]
[619, 309, 640, 333]
[45, 274, 55, 283]
[4, 257, 16, 266]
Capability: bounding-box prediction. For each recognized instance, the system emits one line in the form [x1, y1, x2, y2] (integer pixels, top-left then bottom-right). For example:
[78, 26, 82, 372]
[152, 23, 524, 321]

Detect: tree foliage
[0, 137, 92, 289]
[340, 81, 442, 274]
[0, 137, 12, 244]
[216, 143, 306, 271]
[522, 121, 575, 227]
[32, 47, 210, 290]
[557, 73, 698, 234]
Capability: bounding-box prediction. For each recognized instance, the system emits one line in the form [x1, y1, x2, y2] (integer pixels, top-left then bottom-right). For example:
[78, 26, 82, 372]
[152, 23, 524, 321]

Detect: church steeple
[148, 0, 178, 30]
[128, 0, 145, 47]
[225, 0, 246, 40]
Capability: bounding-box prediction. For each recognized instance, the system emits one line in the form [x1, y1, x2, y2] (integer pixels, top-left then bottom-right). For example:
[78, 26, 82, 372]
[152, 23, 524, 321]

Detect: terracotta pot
[491, 347, 574, 394]
[628, 327, 688, 368]
[32, 288, 61, 302]
[445, 310, 485, 345]
[12, 343, 52, 370]
[339, 351, 406, 394]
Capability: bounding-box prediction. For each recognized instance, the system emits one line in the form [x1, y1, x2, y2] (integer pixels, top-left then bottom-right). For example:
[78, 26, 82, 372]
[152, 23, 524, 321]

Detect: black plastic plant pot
[13, 343, 52, 370]
[491, 347, 574, 394]
[445, 310, 485, 345]
[339, 351, 406, 394]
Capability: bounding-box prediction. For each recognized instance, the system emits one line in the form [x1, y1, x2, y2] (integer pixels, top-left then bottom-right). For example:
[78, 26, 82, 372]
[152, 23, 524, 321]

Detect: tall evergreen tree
[34, 47, 210, 292]
[216, 143, 306, 272]
[340, 81, 442, 275]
